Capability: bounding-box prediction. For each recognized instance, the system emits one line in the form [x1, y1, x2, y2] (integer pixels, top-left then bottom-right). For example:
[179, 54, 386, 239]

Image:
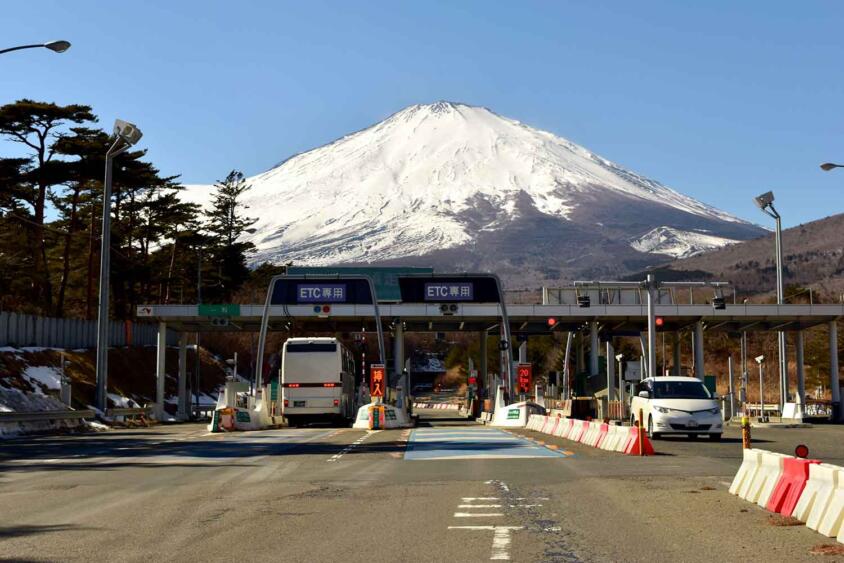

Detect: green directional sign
[198, 304, 241, 317]
[507, 408, 520, 420]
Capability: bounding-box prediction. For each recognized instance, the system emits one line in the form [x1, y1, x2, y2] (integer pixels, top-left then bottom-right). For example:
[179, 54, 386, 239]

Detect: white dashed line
[327, 431, 379, 462]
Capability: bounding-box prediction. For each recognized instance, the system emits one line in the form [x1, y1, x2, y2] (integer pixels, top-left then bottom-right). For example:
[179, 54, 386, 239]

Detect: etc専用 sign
[296, 283, 347, 303]
[423, 282, 474, 301]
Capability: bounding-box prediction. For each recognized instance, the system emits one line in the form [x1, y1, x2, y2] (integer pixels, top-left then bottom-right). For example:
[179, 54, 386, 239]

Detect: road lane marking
[450, 481, 560, 560]
[327, 431, 378, 462]
[406, 428, 570, 460]
[447, 526, 524, 560]
[458, 504, 543, 508]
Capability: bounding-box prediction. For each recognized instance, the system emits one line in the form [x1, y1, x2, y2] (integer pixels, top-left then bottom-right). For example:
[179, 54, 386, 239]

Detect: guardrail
[0, 409, 95, 423]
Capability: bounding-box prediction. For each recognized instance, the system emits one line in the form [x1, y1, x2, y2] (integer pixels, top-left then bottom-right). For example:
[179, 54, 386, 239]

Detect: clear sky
[2, 1, 843, 227]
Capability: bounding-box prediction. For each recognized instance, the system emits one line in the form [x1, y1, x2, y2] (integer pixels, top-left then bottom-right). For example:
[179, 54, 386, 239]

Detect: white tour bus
[281, 337, 356, 425]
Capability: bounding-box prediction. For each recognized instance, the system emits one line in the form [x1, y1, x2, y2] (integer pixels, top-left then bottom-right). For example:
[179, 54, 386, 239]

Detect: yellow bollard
[741, 416, 751, 449]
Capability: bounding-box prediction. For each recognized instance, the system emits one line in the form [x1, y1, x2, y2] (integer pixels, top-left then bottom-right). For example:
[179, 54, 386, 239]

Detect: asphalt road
[1, 414, 843, 562]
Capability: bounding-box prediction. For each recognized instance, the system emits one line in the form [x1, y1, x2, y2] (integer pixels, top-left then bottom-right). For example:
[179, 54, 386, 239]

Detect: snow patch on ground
[107, 393, 140, 408]
[23, 366, 62, 393]
[631, 226, 738, 258]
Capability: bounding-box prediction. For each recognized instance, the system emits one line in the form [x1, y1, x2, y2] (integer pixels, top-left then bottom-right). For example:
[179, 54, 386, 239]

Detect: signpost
[370, 363, 386, 399]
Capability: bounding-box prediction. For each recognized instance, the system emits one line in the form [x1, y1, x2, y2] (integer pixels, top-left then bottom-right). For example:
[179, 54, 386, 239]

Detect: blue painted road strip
[405, 428, 571, 460]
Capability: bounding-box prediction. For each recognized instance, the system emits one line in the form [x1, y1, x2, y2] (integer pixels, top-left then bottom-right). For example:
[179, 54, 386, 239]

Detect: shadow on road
[0, 523, 96, 539]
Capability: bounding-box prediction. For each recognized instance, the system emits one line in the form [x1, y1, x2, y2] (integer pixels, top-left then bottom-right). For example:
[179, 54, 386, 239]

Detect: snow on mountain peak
[184, 101, 758, 269]
[630, 226, 739, 259]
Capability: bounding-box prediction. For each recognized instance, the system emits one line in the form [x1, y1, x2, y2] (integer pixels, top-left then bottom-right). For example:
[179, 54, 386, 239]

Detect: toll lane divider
[729, 449, 844, 544]
[525, 415, 653, 456]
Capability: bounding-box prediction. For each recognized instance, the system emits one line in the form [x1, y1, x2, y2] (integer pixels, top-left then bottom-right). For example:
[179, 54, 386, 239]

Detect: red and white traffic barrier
[523, 414, 653, 455]
[729, 448, 844, 545]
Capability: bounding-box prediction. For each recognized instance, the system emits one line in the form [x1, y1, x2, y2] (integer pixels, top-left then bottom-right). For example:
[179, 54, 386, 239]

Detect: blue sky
[2, 1, 843, 227]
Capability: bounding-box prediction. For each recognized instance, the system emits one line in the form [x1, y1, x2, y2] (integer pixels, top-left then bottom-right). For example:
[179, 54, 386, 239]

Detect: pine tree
[0, 100, 96, 313]
[204, 170, 257, 302]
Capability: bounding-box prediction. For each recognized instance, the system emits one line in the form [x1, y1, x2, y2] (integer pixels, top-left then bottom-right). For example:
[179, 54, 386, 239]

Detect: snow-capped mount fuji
[185, 101, 764, 285]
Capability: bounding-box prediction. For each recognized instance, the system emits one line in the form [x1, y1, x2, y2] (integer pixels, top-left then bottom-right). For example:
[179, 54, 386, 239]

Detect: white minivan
[630, 376, 722, 440]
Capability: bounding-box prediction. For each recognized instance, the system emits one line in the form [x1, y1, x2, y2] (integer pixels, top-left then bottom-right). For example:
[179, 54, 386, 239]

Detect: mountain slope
[184, 101, 765, 285]
[646, 213, 844, 295]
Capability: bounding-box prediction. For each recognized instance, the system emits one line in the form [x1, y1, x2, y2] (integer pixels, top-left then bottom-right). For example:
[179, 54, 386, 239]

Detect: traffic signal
[655, 316, 664, 328]
[547, 317, 557, 327]
[712, 296, 726, 310]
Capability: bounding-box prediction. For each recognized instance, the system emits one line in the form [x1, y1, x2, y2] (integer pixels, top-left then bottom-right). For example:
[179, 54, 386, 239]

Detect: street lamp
[820, 163, 844, 171]
[754, 191, 787, 412]
[0, 40, 71, 55]
[95, 119, 143, 413]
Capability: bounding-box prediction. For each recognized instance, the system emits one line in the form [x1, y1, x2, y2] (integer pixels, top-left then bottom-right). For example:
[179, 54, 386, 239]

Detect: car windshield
[652, 381, 712, 400]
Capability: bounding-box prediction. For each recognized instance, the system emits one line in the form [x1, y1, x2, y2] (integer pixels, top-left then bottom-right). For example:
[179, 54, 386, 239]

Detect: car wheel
[647, 417, 660, 440]
[709, 433, 722, 441]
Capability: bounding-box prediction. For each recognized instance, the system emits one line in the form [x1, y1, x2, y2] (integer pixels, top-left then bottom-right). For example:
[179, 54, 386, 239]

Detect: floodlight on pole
[753, 190, 787, 411]
[0, 40, 71, 55]
[94, 119, 143, 413]
[820, 162, 844, 171]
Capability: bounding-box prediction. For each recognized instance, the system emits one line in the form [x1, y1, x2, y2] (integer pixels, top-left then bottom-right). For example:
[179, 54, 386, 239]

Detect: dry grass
[766, 514, 804, 527]
[809, 544, 844, 556]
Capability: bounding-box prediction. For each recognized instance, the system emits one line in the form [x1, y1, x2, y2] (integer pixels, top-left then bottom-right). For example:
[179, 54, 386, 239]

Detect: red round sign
[795, 444, 809, 458]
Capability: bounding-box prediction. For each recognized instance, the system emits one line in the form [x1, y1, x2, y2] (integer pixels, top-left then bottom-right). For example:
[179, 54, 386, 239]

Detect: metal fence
[0, 311, 164, 348]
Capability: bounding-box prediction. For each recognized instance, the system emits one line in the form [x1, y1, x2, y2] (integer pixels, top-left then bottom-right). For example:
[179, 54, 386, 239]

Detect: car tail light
[333, 399, 340, 406]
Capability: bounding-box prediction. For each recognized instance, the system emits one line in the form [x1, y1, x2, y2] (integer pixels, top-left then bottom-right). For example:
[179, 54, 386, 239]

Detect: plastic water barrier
[523, 415, 653, 456]
[729, 449, 844, 545]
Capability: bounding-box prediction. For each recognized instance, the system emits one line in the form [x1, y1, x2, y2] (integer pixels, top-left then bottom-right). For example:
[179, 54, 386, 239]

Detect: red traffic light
[547, 317, 557, 327]
[322, 305, 331, 313]
[655, 317, 664, 327]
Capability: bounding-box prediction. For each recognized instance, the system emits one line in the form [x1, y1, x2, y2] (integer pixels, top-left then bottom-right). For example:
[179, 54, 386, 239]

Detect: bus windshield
[286, 343, 337, 353]
[652, 381, 712, 400]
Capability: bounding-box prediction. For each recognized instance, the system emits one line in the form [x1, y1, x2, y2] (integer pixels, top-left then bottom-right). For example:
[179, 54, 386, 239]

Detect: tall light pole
[820, 163, 844, 171]
[95, 119, 143, 412]
[0, 40, 71, 55]
[645, 274, 657, 379]
[754, 191, 787, 411]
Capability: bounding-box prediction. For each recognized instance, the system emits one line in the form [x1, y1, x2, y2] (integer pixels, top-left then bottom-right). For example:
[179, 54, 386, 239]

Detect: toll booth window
[286, 343, 338, 353]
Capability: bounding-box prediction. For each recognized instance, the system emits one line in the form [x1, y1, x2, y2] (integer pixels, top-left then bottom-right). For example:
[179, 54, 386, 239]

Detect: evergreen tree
[0, 100, 96, 313]
[204, 170, 257, 301]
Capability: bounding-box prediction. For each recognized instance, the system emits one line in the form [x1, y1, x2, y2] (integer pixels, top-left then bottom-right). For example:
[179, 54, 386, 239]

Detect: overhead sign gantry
[254, 274, 386, 390]
[397, 273, 515, 393]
